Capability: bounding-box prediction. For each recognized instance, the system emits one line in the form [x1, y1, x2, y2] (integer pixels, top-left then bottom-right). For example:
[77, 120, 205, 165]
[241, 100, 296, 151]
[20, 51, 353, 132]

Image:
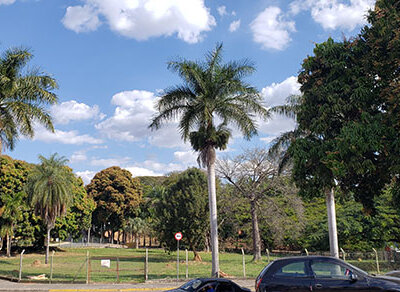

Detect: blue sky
[0, 0, 375, 184]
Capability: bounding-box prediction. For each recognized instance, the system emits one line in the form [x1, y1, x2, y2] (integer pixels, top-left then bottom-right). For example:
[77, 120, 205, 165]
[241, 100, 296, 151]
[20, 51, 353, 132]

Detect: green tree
[53, 177, 95, 242]
[86, 166, 142, 243]
[0, 48, 58, 153]
[26, 153, 74, 264]
[0, 191, 24, 257]
[154, 168, 209, 261]
[125, 217, 146, 249]
[149, 44, 268, 275]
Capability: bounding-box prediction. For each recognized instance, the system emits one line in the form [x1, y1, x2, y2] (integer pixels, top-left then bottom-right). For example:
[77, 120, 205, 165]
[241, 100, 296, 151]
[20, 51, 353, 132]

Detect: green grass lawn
[0, 248, 391, 284]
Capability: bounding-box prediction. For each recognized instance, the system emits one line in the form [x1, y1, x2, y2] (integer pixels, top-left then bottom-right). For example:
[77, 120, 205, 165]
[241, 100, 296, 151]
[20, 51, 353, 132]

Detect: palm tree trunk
[207, 148, 219, 277]
[326, 187, 339, 258]
[135, 233, 139, 249]
[45, 227, 51, 264]
[250, 199, 262, 261]
[6, 232, 11, 257]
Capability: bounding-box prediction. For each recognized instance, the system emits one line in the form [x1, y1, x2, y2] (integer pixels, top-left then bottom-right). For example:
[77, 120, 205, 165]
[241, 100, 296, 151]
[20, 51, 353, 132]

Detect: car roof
[196, 278, 236, 283]
[272, 255, 340, 262]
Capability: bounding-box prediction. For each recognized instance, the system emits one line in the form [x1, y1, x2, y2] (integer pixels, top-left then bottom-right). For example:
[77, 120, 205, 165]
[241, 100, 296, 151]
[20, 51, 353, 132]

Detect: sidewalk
[0, 278, 255, 292]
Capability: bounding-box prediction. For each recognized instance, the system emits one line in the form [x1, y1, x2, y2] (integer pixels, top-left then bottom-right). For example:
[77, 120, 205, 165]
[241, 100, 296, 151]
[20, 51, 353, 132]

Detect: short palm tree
[149, 43, 268, 276]
[0, 192, 25, 257]
[0, 47, 58, 154]
[26, 153, 74, 264]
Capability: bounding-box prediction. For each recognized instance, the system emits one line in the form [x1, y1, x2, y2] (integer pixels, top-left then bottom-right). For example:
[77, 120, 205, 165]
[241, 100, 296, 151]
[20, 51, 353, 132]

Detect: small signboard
[101, 259, 111, 268]
[175, 232, 182, 241]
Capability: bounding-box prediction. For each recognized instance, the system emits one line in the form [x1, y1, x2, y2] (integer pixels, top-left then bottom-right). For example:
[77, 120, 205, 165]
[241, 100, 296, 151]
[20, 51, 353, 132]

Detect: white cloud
[174, 150, 197, 165]
[70, 150, 88, 163]
[33, 127, 103, 145]
[124, 166, 161, 177]
[289, 0, 375, 31]
[217, 6, 227, 16]
[90, 157, 132, 167]
[0, 0, 15, 4]
[250, 6, 296, 51]
[62, 0, 216, 43]
[229, 20, 240, 32]
[261, 76, 300, 108]
[75, 170, 96, 185]
[51, 100, 105, 125]
[259, 113, 297, 137]
[96, 89, 188, 149]
[62, 4, 101, 33]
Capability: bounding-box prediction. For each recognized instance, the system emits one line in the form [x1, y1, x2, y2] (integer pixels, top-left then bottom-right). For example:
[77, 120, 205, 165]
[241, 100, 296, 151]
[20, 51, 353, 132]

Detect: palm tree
[125, 217, 145, 249]
[149, 43, 268, 276]
[0, 192, 25, 257]
[26, 153, 74, 264]
[0, 47, 58, 154]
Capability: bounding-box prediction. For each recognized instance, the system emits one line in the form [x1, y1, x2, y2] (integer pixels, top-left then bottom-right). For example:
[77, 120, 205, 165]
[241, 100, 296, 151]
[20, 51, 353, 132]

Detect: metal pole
[177, 240, 180, 281]
[50, 251, 55, 283]
[145, 248, 148, 281]
[86, 251, 90, 284]
[266, 249, 270, 263]
[185, 249, 188, 279]
[305, 248, 309, 256]
[372, 248, 380, 274]
[19, 249, 25, 282]
[241, 248, 246, 278]
[116, 257, 120, 283]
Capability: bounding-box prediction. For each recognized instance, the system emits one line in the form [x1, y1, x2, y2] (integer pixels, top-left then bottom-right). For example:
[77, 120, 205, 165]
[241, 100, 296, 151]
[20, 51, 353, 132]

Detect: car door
[310, 259, 370, 292]
[264, 259, 313, 292]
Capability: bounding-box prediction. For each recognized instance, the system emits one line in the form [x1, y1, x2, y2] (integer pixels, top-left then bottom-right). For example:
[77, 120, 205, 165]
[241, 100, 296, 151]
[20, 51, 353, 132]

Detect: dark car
[168, 278, 251, 292]
[255, 256, 400, 291]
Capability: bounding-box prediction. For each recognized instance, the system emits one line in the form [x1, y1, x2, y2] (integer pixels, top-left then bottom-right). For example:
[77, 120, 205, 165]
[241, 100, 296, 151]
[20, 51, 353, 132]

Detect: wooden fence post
[185, 249, 188, 279]
[86, 251, 90, 284]
[50, 251, 55, 283]
[372, 248, 380, 274]
[145, 248, 148, 281]
[266, 249, 270, 263]
[340, 248, 346, 261]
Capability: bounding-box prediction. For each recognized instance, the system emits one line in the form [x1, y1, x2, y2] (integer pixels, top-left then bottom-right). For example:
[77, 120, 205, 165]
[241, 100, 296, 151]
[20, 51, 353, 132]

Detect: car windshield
[180, 279, 203, 291]
[346, 262, 369, 276]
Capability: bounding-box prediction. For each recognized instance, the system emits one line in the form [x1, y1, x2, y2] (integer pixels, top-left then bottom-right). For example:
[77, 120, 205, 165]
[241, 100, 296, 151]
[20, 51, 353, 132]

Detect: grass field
[0, 247, 393, 283]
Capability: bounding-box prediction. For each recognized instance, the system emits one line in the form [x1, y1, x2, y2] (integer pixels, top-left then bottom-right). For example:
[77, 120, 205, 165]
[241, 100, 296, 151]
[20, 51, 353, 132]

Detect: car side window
[198, 283, 217, 292]
[273, 261, 309, 278]
[216, 283, 234, 292]
[311, 261, 349, 280]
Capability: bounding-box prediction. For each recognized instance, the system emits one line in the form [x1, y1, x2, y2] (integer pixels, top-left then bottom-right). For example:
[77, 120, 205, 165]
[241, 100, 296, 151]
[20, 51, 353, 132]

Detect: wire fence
[1, 247, 400, 284]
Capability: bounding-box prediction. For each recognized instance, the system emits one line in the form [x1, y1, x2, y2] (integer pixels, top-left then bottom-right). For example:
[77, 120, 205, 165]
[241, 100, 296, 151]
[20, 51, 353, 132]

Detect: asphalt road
[0, 278, 255, 292]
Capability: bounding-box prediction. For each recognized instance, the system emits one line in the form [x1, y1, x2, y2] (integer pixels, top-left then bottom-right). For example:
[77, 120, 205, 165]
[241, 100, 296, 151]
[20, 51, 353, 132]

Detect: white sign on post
[175, 232, 182, 280]
[101, 259, 111, 268]
[175, 232, 182, 241]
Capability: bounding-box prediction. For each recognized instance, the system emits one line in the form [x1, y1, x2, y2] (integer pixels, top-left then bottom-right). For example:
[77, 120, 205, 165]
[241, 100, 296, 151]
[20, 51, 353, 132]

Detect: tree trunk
[250, 199, 262, 261]
[45, 227, 51, 264]
[143, 234, 146, 247]
[135, 233, 139, 249]
[149, 235, 152, 247]
[6, 232, 11, 257]
[326, 188, 339, 258]
[207, 148, 219, 277]
[87, 227, 91, 246]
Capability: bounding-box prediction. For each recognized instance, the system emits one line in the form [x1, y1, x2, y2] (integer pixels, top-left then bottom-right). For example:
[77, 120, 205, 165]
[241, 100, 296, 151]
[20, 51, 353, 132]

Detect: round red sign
[174, 232, 182, 241]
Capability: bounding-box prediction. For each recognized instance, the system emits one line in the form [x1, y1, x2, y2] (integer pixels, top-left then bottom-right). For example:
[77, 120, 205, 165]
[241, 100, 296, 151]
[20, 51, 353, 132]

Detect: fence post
[241, 248, 246, 278]
[340, 248, 346, 261]
[19, 249, 25, 282]
[86, 251, 90, 284]
[50, 251, 55, 283]
[116, 257, 120, 283]
[145, 248, 148, 281]
[185, 249, 188, 279]
[266, 249, 270, 263]
[305, 248, 309, 256]
[372, 248, 380, 274]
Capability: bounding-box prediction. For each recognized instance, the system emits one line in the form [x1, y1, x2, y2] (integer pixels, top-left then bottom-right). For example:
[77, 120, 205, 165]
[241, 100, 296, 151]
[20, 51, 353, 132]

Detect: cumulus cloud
[95, 89, 188, 149]
[229, 20, 240, 32]
[125, 166, 161, 177]
[75, 170, 96, 185]
[70, 150, 88, 163]
[0, 0, 16, 5]
[289, 0, 375, 31]
[33, 127, 103, 145]
[217, 6, 227, 16]
[174, 150, 197, 166]
[51, 100, 105, 125]
[62, 5, 101, 33]
[250, 6, 296, 50]
[62, 0, 216, 43]
[261, 76, 300, 108]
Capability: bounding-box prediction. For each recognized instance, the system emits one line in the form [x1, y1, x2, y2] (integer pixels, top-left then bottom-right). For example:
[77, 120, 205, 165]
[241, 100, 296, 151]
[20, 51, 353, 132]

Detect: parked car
[386, 271, 400, 278]
[167, 278, 251, 292]
[256, 256, 400, 291]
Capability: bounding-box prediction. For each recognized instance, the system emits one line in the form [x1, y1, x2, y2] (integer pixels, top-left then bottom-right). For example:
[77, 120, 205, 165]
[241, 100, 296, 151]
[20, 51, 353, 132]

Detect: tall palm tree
[0, 47, 58, 154]
[26, 153, 74, 264]
[149, 43, 268, 276]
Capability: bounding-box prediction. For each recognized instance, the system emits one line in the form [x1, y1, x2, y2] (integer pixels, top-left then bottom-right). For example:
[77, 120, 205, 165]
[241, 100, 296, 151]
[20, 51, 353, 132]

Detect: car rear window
[274, 261, 309, 278]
